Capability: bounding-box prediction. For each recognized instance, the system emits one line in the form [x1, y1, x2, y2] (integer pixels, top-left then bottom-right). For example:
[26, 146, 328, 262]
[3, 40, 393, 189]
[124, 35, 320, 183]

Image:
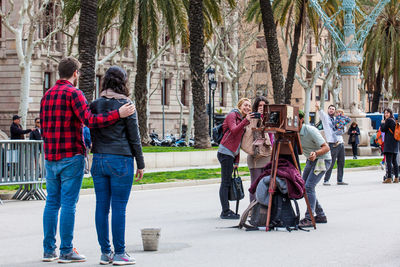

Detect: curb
[1, 166, 382, 199]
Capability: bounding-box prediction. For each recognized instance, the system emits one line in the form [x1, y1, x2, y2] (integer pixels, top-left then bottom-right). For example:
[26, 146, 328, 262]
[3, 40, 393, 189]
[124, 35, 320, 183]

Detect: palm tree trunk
[134, 13, 150, 145]
[78, 0, 97, 102]
[189, 0, 210, 148]
[284, 2, 304, 104]
[372, 67, 382, 112]
[259, 0, 285, 104]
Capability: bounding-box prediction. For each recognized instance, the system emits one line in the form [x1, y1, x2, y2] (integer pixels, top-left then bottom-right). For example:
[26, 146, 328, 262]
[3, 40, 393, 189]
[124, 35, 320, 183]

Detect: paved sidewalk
[1, 169, 399, 267]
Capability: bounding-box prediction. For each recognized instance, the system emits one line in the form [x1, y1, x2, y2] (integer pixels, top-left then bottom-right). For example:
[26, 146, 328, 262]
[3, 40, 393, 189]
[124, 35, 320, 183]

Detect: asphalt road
[1, 169, 400, 267]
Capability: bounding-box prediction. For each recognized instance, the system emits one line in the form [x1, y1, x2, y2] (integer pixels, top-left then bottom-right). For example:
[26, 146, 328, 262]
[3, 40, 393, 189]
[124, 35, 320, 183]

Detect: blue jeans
[91, 154, 134, 254]
[302, 159, 331, 219]
[43, 154, 84, 255]
[324, 143, 345, 183]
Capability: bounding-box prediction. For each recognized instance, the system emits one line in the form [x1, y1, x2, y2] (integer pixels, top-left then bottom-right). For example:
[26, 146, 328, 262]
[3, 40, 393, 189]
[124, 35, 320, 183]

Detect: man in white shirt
[316, 103, 348, 185]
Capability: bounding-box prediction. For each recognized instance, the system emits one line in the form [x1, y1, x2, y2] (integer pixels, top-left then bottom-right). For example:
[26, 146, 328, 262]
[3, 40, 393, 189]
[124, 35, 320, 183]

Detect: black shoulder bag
[228, 168, 245, 214]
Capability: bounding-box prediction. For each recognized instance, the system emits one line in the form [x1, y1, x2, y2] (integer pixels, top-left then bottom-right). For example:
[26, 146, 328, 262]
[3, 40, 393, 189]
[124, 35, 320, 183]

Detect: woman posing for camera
[217, 98, 252, 219]
[347, 122, 360, 159]
[380, 108, 399, 184]
[241, 96, 272, 202]
[90, 66, 145, 265]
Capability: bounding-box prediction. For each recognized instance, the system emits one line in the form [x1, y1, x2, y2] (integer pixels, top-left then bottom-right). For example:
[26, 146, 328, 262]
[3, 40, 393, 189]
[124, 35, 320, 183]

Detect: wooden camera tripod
[264, 129, 316, 231]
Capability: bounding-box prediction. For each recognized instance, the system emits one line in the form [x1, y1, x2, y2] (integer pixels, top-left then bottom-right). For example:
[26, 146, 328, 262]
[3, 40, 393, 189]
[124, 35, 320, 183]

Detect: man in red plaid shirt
[40, 57, 135, 263]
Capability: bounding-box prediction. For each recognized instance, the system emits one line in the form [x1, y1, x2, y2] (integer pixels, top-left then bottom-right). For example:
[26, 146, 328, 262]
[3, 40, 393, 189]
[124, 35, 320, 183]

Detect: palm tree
[246, 0, 338, 104]
[246, 0, 285, 104]
[362, 0, 400, 112]
[189, 0, 209, 148]
[97, 0, 188, 145]
[78, 0, 98, 103]
[187, 0, 234, 148]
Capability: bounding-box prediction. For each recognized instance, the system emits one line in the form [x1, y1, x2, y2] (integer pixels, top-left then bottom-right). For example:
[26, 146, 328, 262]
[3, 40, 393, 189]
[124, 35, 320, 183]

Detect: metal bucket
[141, 228, 161, 251]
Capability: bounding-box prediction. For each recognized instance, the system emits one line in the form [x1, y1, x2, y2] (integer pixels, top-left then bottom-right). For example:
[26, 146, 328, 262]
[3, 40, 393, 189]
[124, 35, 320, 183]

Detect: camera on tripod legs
[262, 104, 300, 132]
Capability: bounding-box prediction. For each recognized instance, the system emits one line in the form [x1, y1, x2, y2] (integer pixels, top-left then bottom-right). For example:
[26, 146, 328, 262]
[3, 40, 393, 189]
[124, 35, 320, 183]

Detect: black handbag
[228, 168, 245, 214]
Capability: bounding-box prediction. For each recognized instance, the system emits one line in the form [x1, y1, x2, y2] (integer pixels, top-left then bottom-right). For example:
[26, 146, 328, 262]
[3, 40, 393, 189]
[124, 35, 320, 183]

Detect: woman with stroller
[90, 66, 145, 265]
[241, 96, 272, 202]
[217, 98, 252, 219]
[347, 122, 360, 159]
[380, 108, 399, 184]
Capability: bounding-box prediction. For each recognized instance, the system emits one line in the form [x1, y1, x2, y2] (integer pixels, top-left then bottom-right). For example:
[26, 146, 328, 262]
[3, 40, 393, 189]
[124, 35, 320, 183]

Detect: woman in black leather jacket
[89, 66, 144, 265]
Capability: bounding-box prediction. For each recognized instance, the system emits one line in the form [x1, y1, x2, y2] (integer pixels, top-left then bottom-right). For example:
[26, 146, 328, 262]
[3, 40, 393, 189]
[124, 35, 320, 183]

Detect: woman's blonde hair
[237, 98, 251, 109]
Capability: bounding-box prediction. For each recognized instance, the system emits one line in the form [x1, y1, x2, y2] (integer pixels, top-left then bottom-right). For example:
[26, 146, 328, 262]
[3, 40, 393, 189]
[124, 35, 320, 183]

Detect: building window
[0, 0, 2, 39]
[181, 80, 189, 106]
[307, 37, 313, 54]
[43, 72, 51, 94]
[95, 75, 102, 100]
[219, 82, 226, 107]
[256, 36, 267, 48]
[324, 89, 330, 101]
[315, 85, 321, 101]
[181, 45, 189, 54]
[41, 3, 55, 38]
[255, 60, 268, 73]
[306, 60, 313, 79]
[161, 78, 170, 106]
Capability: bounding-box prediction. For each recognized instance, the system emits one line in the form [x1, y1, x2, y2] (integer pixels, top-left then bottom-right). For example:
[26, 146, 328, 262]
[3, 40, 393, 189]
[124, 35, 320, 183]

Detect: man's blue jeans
[91, 154, 134, 254]
[324, 143, 345, 182]
[302, 159, 331, 219]
[43, 154, 84, 255]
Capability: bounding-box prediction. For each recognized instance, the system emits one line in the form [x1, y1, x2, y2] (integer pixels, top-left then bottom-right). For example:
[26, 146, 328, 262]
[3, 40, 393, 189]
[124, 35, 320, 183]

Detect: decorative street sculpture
[309, 0, 390, 114]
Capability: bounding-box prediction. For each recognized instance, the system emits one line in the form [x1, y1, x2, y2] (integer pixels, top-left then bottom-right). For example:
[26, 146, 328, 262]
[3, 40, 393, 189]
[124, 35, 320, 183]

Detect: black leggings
[385, 152, 398, 179]
[217, 152, 234, 213]
[351, 143, 358, 157]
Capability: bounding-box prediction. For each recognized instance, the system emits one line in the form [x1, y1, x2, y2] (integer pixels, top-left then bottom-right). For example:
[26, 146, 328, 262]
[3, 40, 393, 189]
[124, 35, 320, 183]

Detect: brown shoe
[299, 218, 313, 228]
[394, 178, 399, 183]
[383, 178, 392, 184]
[314, 215, 328, 223]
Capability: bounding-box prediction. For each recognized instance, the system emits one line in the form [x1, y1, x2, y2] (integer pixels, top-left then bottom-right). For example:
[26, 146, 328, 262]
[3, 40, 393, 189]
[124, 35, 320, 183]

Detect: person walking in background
[10, 115, 33, 139]
[347, 122, 360, 159]
[241, 96, 272, 202]
[29, 118, 42, 140]
[380, 108, 399, 184]
[315, 103, 348, 186]
[90, 66, 144, 265]
[332, 109, 351, 147]
[83, 126, 91, 174]
[217, 98, 252, 219]
[40, 57, 135, 263]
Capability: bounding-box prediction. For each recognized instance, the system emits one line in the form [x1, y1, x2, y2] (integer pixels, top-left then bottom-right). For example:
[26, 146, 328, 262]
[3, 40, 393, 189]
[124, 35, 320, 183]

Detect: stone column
[337, 0, 376, 155]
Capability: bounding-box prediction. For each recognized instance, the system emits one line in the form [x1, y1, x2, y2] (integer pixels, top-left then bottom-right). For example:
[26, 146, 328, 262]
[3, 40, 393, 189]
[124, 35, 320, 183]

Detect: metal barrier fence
[0, 140, 46, 202]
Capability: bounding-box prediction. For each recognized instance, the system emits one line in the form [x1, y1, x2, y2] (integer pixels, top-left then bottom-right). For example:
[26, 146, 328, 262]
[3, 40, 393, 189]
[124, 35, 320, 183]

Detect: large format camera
[262, 104, 300, 132]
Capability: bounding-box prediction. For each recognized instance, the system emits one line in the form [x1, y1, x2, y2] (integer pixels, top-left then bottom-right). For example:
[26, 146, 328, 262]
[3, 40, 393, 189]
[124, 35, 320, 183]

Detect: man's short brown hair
[58, 57, 81, 79]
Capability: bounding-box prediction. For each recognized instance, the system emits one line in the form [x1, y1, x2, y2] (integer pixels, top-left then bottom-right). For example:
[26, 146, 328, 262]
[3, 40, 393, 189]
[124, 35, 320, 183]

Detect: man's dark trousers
[324, 143, 345, 183]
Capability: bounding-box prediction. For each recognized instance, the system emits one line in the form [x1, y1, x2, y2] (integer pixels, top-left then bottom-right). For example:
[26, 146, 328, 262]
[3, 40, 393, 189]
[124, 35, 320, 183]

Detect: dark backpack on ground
[239, 192, 300, 231]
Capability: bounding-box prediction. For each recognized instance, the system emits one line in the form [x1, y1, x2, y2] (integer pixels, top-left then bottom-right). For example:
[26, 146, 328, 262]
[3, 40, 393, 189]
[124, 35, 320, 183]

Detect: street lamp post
[206, 67, 216, 137]
[367, 92, 372, 113]
[210, 80, 217, 129]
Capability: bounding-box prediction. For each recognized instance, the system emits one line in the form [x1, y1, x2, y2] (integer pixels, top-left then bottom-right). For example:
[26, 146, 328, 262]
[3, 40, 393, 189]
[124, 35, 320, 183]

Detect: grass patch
[0, 158, 383, 191]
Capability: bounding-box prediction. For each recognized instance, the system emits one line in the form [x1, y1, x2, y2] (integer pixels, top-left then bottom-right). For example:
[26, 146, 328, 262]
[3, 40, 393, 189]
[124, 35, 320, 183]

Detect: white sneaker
[113, 252, 136, 265]
[323, 181, 330, 186]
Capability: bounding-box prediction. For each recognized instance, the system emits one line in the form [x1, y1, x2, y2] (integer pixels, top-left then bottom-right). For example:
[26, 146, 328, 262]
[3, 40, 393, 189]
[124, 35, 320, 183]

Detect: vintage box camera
[262, 104, 300, 132]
